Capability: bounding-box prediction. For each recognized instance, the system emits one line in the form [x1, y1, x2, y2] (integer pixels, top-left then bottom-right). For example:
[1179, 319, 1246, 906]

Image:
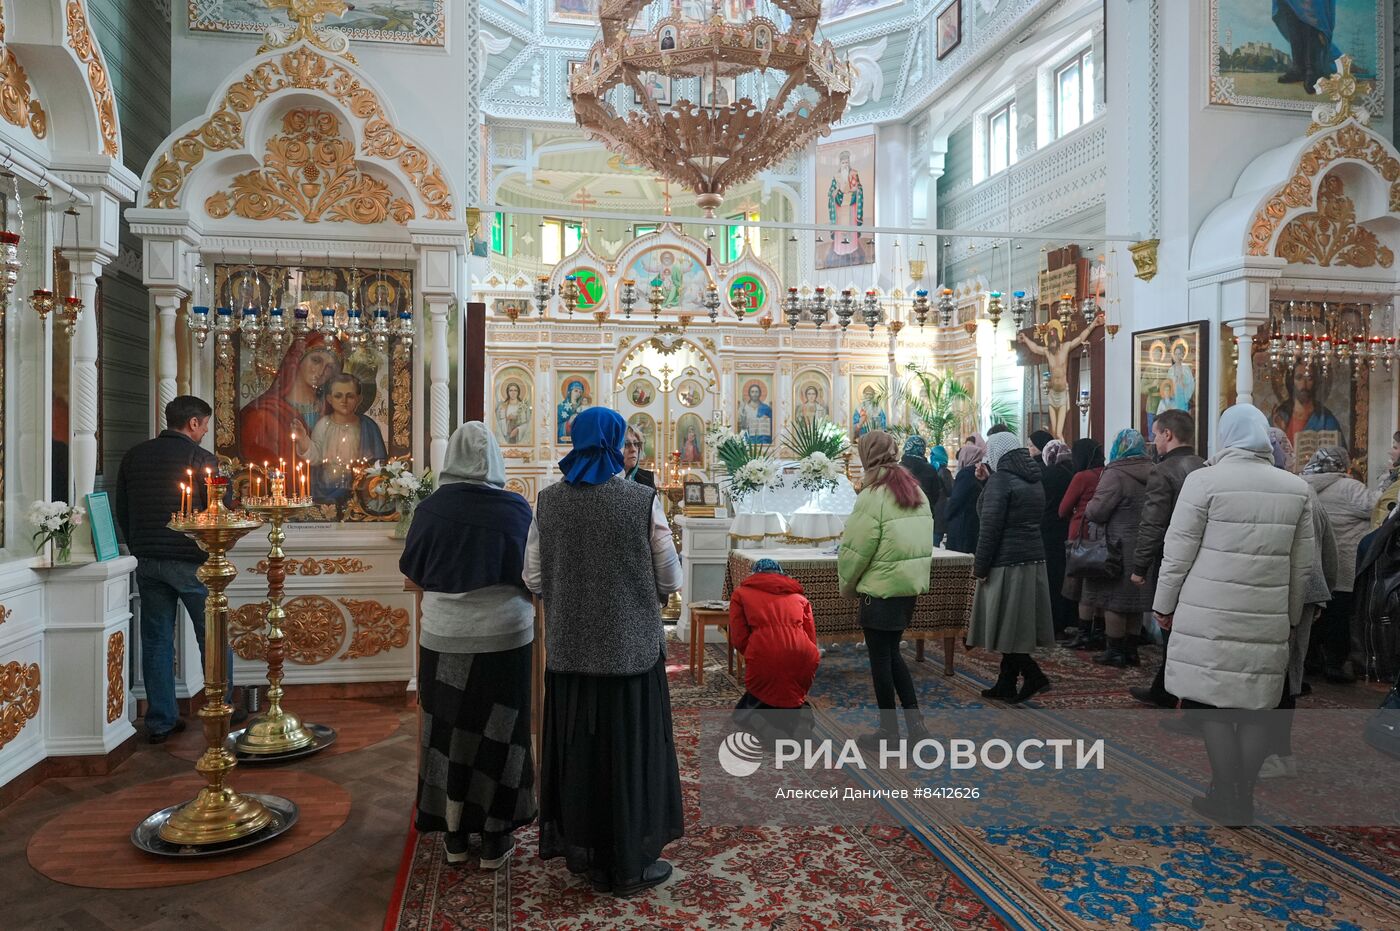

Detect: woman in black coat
[1038, 439, 1076, 638]
[944, 436, 986, 554]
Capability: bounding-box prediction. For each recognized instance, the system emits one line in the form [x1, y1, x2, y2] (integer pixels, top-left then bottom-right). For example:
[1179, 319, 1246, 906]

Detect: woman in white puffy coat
[1152, 404, 1314, 825]
[1300, 446, 1374, 682]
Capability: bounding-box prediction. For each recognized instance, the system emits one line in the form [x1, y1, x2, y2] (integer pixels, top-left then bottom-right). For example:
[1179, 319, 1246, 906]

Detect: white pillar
[152, 289, 184, 426]
[1233, 325, 1255, 407]
[68, 256, 105, 499]
[427, 296, 451, 472]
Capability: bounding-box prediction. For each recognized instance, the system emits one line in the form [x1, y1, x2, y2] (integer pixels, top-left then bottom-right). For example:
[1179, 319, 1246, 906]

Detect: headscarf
[858, 430, 900, 484]
[752, 558, 784, 574]
[1302, 445, 1350, 475]
[983, 431, 1022, 472]
[1042, 438, 1071, 466]
[929, 445, 950, 471]
[439, 421, 505, 488]
[1070, 437, 1104, 471]
[902, 435, 928, 460]
[1267, 427, 1295, 472]
[956, 434, 986, 470]
[1218, 403, 1272, 453]
[1108, 428, 1147, 463]
[558, 406, 627, 485]
[1029, 430, 1055, 452]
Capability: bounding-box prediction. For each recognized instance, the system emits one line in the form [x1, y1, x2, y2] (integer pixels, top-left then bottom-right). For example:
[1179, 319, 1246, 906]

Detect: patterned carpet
[384, 635, 1400, 930]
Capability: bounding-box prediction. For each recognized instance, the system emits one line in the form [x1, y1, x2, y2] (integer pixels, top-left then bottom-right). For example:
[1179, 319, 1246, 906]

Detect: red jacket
[1059, 466, 1104, 539]
[729, 573, 820, 708]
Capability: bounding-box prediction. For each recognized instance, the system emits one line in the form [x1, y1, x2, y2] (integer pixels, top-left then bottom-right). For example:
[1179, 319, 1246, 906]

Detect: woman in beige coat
[1153, 404, 1314, 825]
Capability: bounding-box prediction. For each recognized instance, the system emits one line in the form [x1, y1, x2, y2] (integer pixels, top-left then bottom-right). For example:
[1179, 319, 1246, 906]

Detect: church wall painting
[628, 412, 658, 465]
[550, 0, 599, 24]
[1208, 0, 1385, 113]
[555, 370, 595, 445]
[850, 375, 889, 438]
[492, 366, 533, 448]
[735, 373, 775, 445]
[187, 1, 447, 48]
[676, 377, 706, 408]
[792, 370, 833, 423]
[212, 264, 413, 523]
[1249, 345, 1365, 478]
[676, 412, 705, 466]
[815, 135, 875, 271]
[626, 247, 710, 310]
[1132, 322, 1211, 456]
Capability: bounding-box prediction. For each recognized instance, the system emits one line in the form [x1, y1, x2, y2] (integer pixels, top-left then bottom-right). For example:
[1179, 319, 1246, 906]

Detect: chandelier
[570, 1, 851, 216]
[1266, 299, 1393, 380]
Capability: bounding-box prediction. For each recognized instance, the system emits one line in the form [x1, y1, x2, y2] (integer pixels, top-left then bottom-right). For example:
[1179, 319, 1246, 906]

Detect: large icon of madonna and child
[236, 333, 389, 506]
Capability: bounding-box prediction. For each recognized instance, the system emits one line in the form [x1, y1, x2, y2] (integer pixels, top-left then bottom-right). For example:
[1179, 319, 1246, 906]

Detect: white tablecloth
[732, 473, 857, 517]
[729, 511, 788, 548]
[786, 511, 845, 543]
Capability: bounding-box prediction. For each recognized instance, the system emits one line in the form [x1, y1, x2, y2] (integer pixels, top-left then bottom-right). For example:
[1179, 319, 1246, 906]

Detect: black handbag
[1363, 669, 1400, 759]
[1065, 521, 1121, 580]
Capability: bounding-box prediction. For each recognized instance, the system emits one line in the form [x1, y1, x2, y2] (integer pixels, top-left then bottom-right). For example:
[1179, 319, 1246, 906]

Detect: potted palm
[894, 364, 1019, 458]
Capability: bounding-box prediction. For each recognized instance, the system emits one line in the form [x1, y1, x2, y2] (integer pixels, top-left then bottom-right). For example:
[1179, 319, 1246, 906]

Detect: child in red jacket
[730, 560, 820, 713]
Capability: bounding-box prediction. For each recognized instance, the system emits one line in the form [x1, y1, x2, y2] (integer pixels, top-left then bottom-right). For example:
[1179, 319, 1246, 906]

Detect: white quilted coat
[1153, 446, 1315, 710]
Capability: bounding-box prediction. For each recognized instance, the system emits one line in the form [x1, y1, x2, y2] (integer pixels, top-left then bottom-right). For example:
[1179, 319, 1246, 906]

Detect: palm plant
[894, 363, 1019, 444]
[781, 417, 847, 460]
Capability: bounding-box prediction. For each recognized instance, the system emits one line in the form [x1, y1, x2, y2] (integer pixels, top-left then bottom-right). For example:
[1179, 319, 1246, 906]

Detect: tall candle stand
[235, 496, 337, 759]
[134, 478, 299, 854]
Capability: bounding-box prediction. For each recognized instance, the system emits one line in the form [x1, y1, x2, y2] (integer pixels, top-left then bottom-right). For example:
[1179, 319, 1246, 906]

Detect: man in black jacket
[1127, 409, 1205, 708]
[114, 396, 236, 742]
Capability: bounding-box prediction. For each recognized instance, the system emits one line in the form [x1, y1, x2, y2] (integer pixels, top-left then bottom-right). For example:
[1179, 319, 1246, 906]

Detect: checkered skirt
[415, 643, 537, 836]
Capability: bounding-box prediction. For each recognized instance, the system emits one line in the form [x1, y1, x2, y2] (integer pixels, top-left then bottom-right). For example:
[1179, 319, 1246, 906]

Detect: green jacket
[837, 484, 934, 599]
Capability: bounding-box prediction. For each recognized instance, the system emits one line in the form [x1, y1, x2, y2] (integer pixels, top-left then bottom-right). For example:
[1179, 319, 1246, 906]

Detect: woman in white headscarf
[1154, 404, 1314, 825]
[400, 422, 537, 869]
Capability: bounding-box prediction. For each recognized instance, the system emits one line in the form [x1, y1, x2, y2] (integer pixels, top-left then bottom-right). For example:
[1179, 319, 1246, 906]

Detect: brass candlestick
[236, 500, 335, 757]
[156, 481, 275, 846]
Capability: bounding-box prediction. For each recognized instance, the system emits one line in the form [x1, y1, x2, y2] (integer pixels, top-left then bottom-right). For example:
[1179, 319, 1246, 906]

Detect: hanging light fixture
[1011, 290, 1030, 330]
[0, 171, 21, 307]
[571, 1, 851, 217]
[214, 306, 236, 365]
[834, 288, 856, 332]
[784, 287, 802, 330]
[937, 287, 954, 327]
[648, 276, 665, 319]
[59, 208, 85, 327]
[619, 278, 637, 319]
[237, 261, 261, 349]
[533, 275, 553, 317]
[703, 280, 721, 323]
[189, 259, 212, 347]
[912, 289, 930, 328]
[809, 287, 829, 328]
[28, 193, 54, 323]
[862, 289, 881, 333]
[559, 273, 580, 316]
[986, 291, 1003, 329]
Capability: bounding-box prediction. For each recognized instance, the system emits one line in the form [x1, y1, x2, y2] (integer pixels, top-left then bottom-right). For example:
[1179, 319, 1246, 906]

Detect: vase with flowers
[30, 500, 84, 565]
[366, 460, 435, 538]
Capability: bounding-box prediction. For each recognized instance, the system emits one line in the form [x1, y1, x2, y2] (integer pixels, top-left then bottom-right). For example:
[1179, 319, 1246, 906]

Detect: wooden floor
[0, 695, 417, 930]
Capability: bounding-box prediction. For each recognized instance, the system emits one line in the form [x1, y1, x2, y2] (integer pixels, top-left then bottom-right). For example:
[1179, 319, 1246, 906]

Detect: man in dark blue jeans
[113, 396, 238, 743]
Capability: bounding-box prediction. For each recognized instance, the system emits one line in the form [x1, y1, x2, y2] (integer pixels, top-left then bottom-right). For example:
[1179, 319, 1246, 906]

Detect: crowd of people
[392, 400, 1400, 891]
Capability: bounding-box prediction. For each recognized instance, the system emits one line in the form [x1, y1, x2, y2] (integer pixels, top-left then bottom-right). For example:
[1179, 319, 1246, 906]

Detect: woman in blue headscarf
[929, 443, 954, 546]
[1081, 428, 1156, 667]
[523, 406, 684, 896]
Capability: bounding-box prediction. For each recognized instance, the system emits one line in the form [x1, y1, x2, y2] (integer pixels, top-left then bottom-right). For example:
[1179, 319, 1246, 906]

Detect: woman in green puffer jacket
[838, 431, 935, 747]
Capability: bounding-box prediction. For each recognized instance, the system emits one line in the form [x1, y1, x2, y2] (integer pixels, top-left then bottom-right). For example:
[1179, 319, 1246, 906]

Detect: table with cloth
[723, 547, 977, 675]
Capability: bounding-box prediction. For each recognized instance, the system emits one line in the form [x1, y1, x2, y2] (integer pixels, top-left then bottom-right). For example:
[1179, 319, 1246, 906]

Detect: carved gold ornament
[204, 108, 414, 224]
[145, 46, 452, 220]
[0, 660, 41, 751]
[251, 556, 371, 575]
[65, 1, 119, 157]
[0, 41, 48, 141]
[257, 0, 358, 64]
[1128, 239, 1160, 282]
[106, 631, 124, 724]
[230, 595, 347, 664]
[1247, 123, 1400, 257]
[340, 597, 409, 660]
[1307, 55, 1372, 136]
[0, 602, 10, 625]
[1276, 174, 1394, 269]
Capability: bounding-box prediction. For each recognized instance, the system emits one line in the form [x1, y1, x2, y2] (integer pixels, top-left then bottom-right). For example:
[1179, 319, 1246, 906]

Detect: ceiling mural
[187, 0, 448, 47]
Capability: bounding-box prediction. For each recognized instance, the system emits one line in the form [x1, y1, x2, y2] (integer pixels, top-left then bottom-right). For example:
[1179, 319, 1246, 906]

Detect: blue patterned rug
[774, 639, 1400, 930]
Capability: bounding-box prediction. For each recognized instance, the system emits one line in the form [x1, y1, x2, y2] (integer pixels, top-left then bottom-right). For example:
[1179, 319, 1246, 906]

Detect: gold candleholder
[152, 482, 276, 846]
[236, 500, 335, 758]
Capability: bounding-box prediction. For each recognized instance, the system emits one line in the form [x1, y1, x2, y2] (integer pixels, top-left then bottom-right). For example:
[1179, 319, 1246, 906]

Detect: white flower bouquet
[365, 460, 435, 507]
[729, 457, 780, 503]
[30, 500, 84, 562]
[794, 451, 843, 494]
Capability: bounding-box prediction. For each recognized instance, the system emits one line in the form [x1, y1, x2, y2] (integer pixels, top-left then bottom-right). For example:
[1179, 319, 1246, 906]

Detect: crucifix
[657, 178, 674, 216]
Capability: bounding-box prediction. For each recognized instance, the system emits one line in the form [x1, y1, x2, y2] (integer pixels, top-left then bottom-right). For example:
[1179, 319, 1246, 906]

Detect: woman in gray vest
[524, 406, 684, 896]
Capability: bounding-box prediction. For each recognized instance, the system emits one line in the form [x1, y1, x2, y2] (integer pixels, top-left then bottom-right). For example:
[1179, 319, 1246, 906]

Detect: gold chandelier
[570, 1, 851, 216]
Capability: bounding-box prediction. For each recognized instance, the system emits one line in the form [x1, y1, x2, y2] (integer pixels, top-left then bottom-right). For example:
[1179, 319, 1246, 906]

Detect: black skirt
[538, 650, 684, 884]
[415, 643, 537, 836]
